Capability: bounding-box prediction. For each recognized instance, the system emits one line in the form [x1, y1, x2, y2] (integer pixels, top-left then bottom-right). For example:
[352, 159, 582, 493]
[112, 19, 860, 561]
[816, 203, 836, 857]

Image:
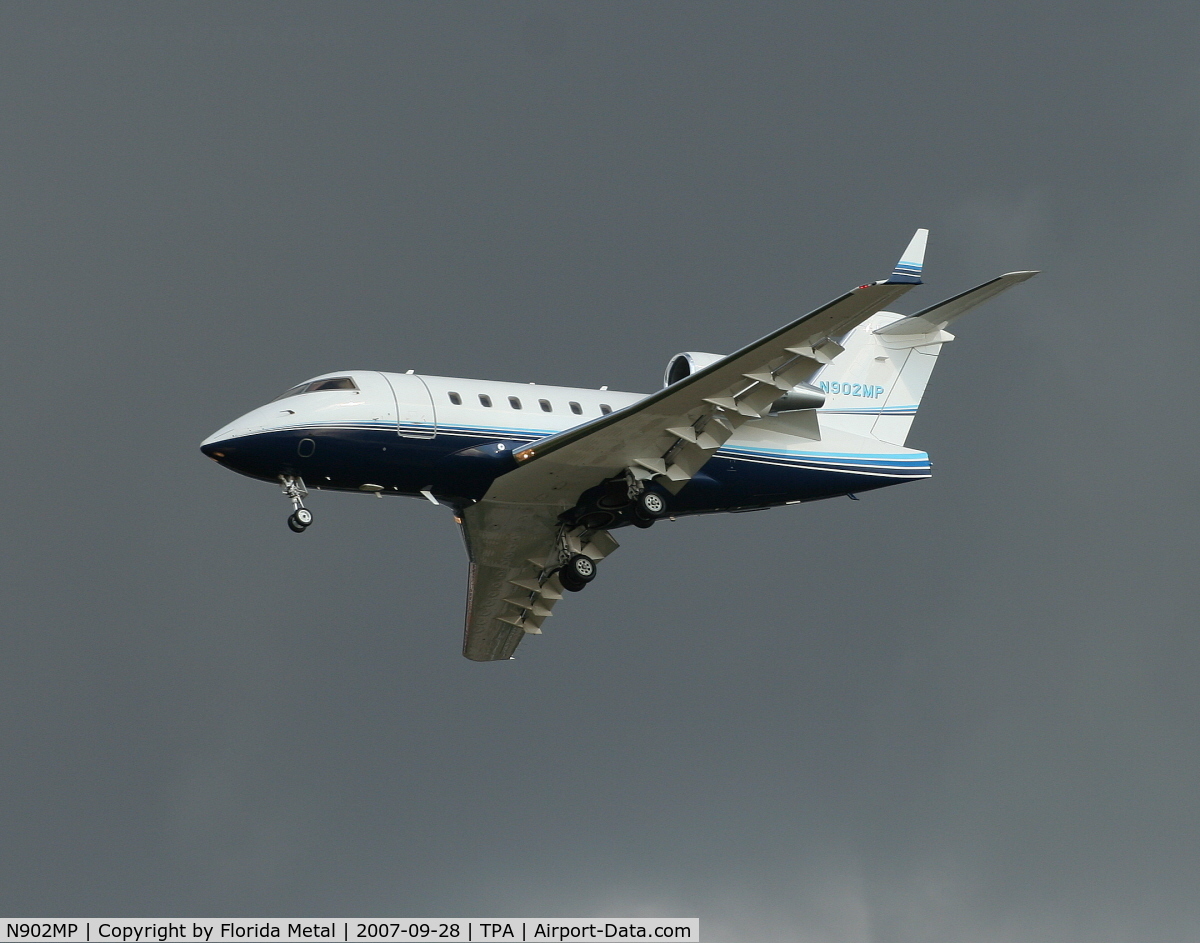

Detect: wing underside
[459, 501, 619, 661]
[457, 231, 933, 659]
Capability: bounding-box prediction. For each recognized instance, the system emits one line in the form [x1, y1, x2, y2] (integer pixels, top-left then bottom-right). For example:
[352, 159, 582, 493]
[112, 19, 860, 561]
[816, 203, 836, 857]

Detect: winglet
[885, 228, 928, 284]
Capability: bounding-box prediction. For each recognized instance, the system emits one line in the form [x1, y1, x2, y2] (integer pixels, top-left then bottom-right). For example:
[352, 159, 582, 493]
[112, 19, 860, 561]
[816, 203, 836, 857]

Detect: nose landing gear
[280, 475, 313, 533]
[287, 508, 313, 533]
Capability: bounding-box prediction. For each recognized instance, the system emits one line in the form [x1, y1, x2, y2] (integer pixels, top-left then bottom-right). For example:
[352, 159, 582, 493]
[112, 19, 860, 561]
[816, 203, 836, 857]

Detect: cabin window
[539, 399, 552, 412]
[600, 404, 612, 415]
[509, 396, 522, 409]
[448, 392, 462, 405]
[569, 401, 582, 415]
[479, 394, 492, 407]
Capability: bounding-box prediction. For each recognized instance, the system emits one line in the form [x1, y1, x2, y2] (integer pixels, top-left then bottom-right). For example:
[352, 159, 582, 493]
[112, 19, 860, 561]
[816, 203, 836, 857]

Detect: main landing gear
[558, 552, 597, 593]
[562, 474, 670, 532]
[552, 471, 669, 593]
[630, 489, 667, 528]
[280, 475, 314, 533]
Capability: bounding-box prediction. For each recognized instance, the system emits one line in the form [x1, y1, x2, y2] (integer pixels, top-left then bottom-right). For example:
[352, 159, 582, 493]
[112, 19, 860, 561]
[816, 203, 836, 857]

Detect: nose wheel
[280, 475, 313, 533]
[287, 508, 314, 533]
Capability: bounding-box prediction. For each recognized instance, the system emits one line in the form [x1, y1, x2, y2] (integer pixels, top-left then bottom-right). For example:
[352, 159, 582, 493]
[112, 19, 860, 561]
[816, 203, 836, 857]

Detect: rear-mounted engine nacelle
[663, 351, 725, 387]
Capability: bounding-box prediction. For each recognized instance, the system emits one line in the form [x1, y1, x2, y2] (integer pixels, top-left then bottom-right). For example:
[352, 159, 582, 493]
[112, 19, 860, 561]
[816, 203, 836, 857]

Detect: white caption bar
[0, 920, 699, 943]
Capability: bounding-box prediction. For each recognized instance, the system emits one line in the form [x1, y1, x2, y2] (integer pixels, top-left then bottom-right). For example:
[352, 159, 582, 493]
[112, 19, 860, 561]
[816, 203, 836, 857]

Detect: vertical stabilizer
[814, 269, 1037, 446]
[869, 329, 952, 445]
[808, 311, 948, 445]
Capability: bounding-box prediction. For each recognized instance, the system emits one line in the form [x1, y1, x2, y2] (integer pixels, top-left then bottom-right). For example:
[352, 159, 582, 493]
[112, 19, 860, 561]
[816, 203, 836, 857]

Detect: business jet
[201, 231, 1035, 660]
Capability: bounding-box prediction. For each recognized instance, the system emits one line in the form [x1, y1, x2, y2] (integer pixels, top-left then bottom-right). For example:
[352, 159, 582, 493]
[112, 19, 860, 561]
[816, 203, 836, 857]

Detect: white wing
[458, 232, 928, 659]
[493, 279, 921, 505]
[459, 502, 618, 661]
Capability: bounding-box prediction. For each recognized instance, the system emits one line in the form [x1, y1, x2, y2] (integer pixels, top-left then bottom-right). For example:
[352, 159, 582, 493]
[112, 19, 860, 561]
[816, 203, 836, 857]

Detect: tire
[294, 507, 314, 526]
[559, 567, 586, 593]
[631, 490, 666, 527]
[287, 514, 307, 533]
[563, 553, 596, 585]
[637, 491, 667, 518]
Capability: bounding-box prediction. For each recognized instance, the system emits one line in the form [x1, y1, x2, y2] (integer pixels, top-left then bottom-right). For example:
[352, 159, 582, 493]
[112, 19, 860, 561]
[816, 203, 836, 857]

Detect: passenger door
[383, 372, 437, 438]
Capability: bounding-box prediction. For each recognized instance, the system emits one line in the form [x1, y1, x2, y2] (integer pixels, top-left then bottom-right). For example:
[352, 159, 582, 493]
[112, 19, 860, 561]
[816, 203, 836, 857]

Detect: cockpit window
[272, 376, 358, 401]
[308, 377, 357, 392]
[273, 384, 308, 402]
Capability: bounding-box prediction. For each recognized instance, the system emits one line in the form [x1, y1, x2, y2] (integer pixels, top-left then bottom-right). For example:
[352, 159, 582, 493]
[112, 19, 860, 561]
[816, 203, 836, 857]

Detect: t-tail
[814, 261, 1038, 446]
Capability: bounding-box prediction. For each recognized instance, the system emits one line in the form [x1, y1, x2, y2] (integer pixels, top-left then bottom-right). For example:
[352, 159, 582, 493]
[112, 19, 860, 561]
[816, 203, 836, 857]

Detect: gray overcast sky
[2, 3, 1198, 940]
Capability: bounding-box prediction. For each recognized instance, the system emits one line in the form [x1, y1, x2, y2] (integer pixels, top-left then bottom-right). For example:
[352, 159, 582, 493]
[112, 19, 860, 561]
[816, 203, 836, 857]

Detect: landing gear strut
[280, 475, 313, 533]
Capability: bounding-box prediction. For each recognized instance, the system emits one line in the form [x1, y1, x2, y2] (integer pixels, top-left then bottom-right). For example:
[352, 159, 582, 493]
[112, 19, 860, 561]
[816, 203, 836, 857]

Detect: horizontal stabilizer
[875, 270, 1038, 335]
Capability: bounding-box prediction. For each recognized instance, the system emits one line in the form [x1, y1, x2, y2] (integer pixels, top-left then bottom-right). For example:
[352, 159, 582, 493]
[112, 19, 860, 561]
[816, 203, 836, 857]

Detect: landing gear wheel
[559, 553, 596, 592]
[637, 491, 667, 517]
[280, 475, 312, 534]
[632, 490, 667, 526]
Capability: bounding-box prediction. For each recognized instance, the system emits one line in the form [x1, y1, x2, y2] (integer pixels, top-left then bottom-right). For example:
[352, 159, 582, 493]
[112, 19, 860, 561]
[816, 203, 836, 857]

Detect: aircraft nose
[199, 435, 264, 478]
[200, 439, 233, 463]
[200, 413, 252, 459]
[200, 419, 292, 482]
